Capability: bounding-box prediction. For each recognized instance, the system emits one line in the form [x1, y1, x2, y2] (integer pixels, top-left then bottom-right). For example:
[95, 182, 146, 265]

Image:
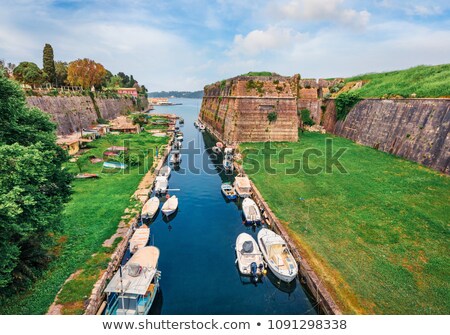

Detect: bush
[267, 112, 278, 123]
[299, 109, 315, 126]
[335, 91, 361, 121]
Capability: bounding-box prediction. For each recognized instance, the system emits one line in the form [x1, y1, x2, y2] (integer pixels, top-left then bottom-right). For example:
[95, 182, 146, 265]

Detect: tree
[12, 62, 45, 88]
[43, 43, 56, 85]
[102, 69, 113, 87]
[67, 58, 107, 89]
[0, 76, 72, 291]
[54, 61, 68, 86]
[117, 72, 129, 87]
[128, 75, 136, 88]
[107, 75, 123, 88]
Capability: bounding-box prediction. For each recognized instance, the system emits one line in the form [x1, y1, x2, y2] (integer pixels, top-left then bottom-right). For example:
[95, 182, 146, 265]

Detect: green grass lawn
[345, 64, 450, 98]
[241, 132, 449, 314]
[0, 131, 168, 314]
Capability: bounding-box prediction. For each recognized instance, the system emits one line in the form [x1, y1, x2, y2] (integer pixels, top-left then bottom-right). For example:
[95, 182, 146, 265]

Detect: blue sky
[0, 0, 449, 91]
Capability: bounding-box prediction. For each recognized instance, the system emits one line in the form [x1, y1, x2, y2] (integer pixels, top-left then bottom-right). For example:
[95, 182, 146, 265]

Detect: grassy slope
[345, 64, 450, 98]
[241, 132, 449, 314]
[0, 131, 168, 314]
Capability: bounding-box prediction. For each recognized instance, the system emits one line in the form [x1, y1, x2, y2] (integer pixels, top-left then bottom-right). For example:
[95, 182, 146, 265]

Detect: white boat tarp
[104, 246, 159, 295]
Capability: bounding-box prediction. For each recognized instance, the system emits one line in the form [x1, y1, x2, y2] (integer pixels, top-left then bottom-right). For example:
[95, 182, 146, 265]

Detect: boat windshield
[117, 296, 137, 310]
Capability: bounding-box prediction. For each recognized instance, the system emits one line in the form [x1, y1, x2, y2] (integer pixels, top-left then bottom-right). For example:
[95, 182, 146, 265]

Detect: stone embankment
[27, 96, 149, 135]
[333, 99, 450, 173]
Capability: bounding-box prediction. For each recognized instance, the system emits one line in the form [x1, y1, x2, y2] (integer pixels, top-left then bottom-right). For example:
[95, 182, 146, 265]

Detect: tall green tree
[43, 44, 56, 85]
[0, 74, 72, 292]
[54, 61, 68, 86]
[13, 62, 45, 88]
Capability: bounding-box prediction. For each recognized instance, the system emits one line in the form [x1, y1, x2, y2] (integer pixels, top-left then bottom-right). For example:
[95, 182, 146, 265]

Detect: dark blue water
[147, 98, 316, 315]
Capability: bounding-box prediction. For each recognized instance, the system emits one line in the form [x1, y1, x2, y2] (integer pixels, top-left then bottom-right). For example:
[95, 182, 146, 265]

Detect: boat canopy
[104, 247, 159, 295]
[235, 176, 251, 188]
[242, 241, 254, 253]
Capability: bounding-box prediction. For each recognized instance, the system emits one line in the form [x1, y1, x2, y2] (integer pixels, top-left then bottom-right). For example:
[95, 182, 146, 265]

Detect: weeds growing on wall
[335, 91, 361, 121]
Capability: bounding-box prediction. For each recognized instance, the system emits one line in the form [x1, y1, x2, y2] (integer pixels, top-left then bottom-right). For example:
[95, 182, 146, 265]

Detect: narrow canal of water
[148, 98, 316, 315]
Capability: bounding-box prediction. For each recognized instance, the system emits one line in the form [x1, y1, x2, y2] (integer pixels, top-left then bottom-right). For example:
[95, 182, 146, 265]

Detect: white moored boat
[129, 224, 150, 254]
[235, 233, 265, 281]
[242, 198, 261, 224]
[233, 175, 252, 198]
[104, 246, 161, 315]
[257, 228, 298, 283]
[199, 123, 205, 131]
[212, 146, 222, 154]
[141, 197, 160, 220]
[154, 176, 168, 194]
[170, 150, 181, 164]
[158, 166, 171, 178]
[222, 148, 233, 171]
[162, 195, 178, 216]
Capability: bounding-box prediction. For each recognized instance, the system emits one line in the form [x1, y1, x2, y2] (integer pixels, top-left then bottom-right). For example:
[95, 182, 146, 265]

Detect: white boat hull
[141, 197, 160, 219]
[235, 233, 264, 277]
[162, 195, 178, 216]
[257, 228, 298, 283]
[242, 198, 261, 224]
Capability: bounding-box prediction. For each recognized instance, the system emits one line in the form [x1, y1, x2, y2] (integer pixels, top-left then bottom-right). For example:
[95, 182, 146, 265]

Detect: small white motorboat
[257, 228, 298, 283]
[141, 196, 160, 219]
[194, 121, 199, 127]
[158, 166, 171, 178]
[173, 140, 182, 150]
[235, 233, 265, 280]
[162, 195, 178, 216]
[242, 198, 261, 224]
[234, 175, 252, 198]
[129, 224, 150, 254]
[154, 176, 168, 194]
[221, 183, 237, 200]
[212, 146, 222, 154]
[170, 150, 181, 164]
[223, 147, 233, 171]
[176, 135, 183, 141]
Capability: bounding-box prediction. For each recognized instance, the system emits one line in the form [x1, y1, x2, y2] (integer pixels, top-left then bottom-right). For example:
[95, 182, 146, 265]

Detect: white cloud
[269, 0, 371, 29]
[406, 5, 442, 16]
[229, 26, 304, 56]
[378, 1, 445, 17]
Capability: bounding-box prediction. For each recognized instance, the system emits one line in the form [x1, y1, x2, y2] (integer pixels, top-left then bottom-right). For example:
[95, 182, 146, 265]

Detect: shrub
[267, 112, 278, 123]
[299, 109, 315, 126]
[335, 91, 361, 121]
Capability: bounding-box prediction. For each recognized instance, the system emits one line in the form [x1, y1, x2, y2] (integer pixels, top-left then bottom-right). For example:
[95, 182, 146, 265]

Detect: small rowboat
[103, 161, 127, 169]
[158, 166, 171, 178]
[162, 195, 178, 216]
[221, 183, 237, 200]
[242, 198, 261, 224]
[129, 224, 150, 254]
[141, 197, 160, 219]
[212, 146, 222, 154]
[75, 173, 99, 179]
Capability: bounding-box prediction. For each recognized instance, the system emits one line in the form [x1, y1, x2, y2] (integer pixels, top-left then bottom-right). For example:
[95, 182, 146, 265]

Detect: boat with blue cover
[104, 246, 161, 315]
[221, 183, 237, 200]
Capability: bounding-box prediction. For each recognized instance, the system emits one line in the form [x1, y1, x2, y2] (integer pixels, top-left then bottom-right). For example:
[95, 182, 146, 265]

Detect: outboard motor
[250, 262, 258, 281]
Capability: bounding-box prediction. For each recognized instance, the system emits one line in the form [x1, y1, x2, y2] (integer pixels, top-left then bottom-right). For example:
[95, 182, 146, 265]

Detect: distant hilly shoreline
[148, 90, 203, 98]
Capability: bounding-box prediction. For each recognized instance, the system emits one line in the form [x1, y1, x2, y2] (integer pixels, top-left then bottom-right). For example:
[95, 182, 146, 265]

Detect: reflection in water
[148, 288, 164, 315]
[162, 207, 179, 223]
[266, 270, 297, 295]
